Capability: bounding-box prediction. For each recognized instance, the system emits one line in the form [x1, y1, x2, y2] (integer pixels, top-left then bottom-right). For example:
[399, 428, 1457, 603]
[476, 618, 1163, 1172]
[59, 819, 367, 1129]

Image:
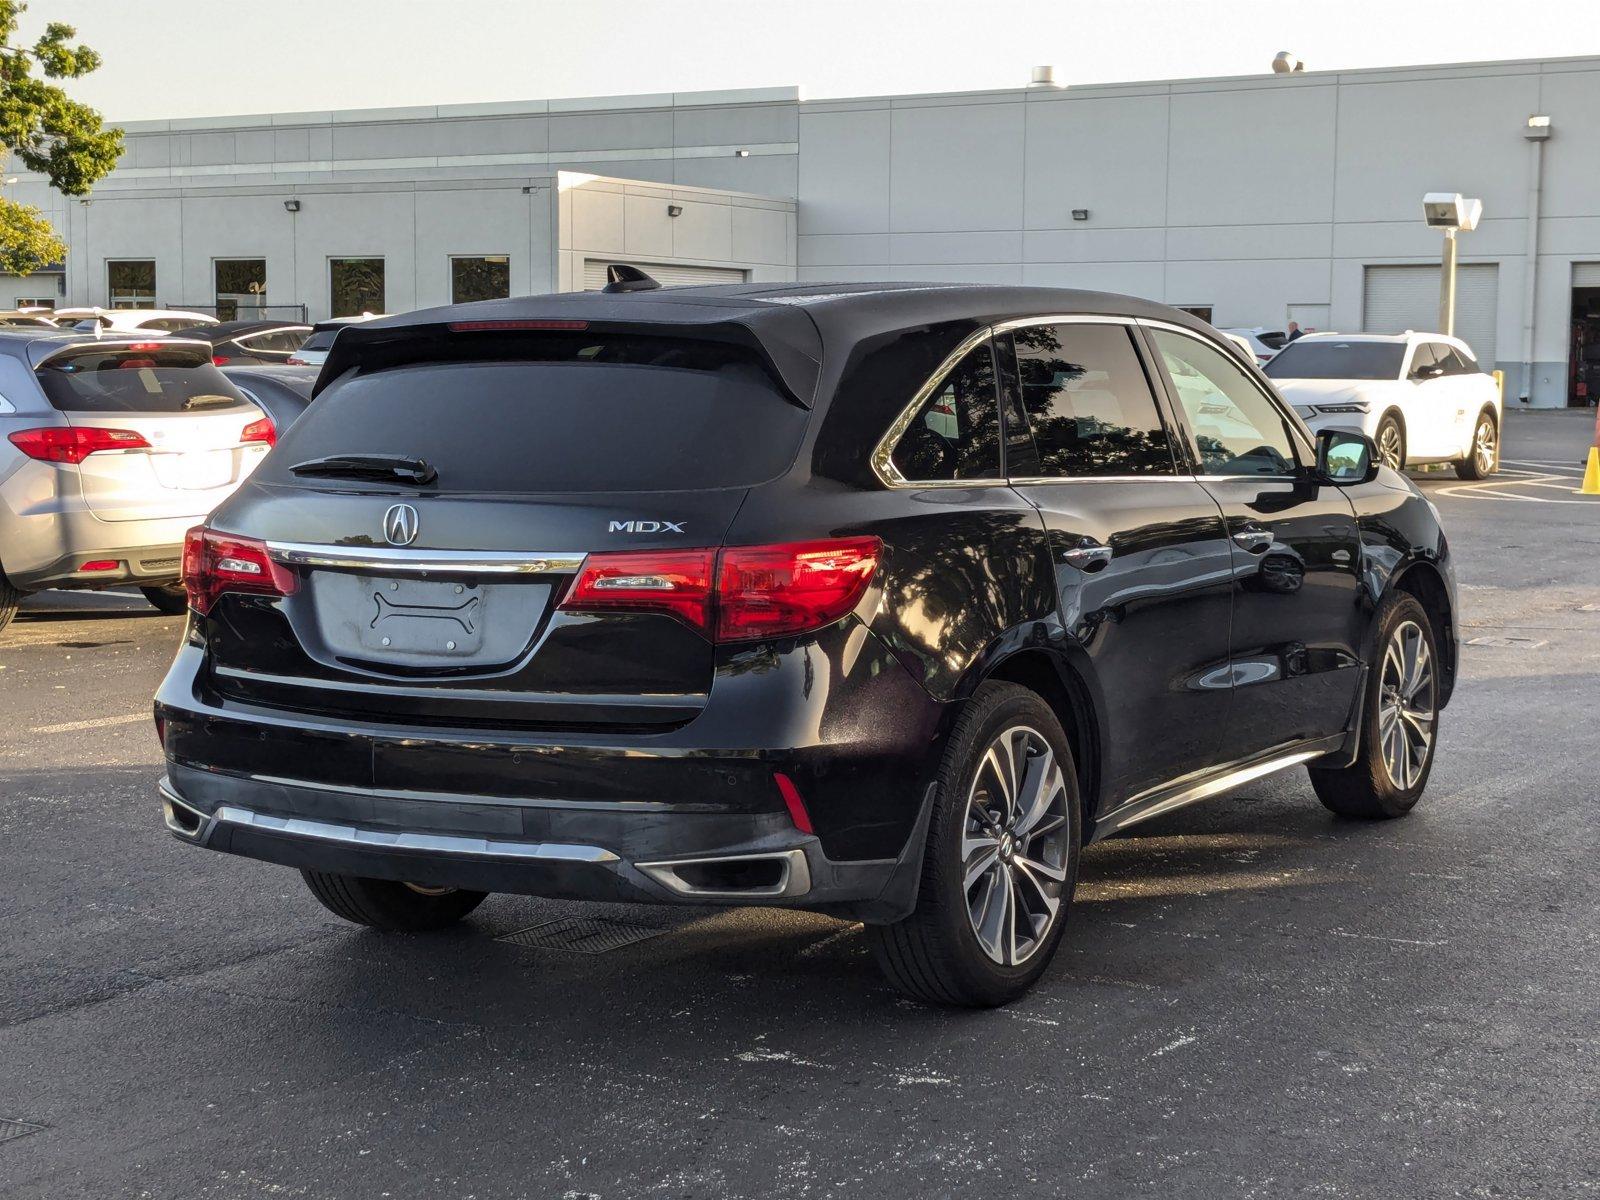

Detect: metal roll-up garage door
[1572, 262, 1600, 287]
[1362, 264, 1499, 367]
[582, 260, 748, 290]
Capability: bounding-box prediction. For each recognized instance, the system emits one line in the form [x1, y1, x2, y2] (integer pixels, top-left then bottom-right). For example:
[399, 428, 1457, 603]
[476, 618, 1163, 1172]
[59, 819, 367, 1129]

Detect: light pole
[1422, 193, 1482, 336]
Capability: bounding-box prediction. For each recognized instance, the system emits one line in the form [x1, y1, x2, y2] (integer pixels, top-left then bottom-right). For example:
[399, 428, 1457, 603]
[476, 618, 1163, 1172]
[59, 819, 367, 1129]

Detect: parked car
[0, 311, 62, 329]
[286, 314, 385, 367]
[155, 283, 1458, 1007]
[0, 332, 273, 629]
[221, 364, 317, 432]
[56, 308, 220, 335]
[1221, 327, 1287, 366]
[176, 320, 312, 366]
[1265, 331, 1501, 478]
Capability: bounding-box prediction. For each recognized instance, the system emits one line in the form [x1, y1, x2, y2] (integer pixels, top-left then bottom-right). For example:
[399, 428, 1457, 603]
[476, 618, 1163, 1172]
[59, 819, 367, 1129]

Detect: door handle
[1062, 543, 1113, 572]
[1231, 528, 1274, 554]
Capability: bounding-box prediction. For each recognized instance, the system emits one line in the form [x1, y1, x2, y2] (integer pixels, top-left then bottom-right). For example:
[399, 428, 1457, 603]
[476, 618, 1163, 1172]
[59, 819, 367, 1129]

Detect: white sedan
[1264, 332, 1501, 479]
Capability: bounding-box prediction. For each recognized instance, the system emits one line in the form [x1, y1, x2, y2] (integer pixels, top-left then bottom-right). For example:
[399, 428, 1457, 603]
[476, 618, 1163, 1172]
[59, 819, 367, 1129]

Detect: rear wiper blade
[289, 454, 437, 485]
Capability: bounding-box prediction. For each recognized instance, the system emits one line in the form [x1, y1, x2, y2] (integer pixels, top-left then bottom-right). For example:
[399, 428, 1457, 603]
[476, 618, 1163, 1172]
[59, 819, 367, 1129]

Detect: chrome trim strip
[1105, 748, 1324, 833]
[208, 802, 621, 863]
[992, 313, 1133, 333]
[636, 848, 811, 899]
[1008, 474, 1198, 485]
[265, 542, 585, 575]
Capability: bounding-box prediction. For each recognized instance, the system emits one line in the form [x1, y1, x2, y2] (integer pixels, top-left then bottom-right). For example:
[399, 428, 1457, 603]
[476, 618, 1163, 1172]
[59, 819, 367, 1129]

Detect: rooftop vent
[1272, 51, 1306, 74]
[1030, 65, 1062, 89]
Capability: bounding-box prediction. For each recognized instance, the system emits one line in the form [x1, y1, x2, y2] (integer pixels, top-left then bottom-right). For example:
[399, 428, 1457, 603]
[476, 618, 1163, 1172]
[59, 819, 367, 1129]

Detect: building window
[330, 258, 384, 318]
[451, 255, 511, 304]
[107, 260, 156, 309]
[215, 258, 267, 321]
[1175, 305, 1214, 323]
[15, 297, 54, 310]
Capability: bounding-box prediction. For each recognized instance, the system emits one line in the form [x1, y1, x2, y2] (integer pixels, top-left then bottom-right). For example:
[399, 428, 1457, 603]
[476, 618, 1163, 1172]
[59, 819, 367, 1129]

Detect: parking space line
[31, 712, 150, 735]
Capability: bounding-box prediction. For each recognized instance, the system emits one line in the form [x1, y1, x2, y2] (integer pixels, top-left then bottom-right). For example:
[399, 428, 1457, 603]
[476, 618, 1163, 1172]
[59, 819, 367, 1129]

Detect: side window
[1010, 322, 1174, 477]
[1150, 329, 1299, 477]
[1409, 343, 1443, 379]
[888, 342, 1002, 482]
[1442, 346, 1477, 375]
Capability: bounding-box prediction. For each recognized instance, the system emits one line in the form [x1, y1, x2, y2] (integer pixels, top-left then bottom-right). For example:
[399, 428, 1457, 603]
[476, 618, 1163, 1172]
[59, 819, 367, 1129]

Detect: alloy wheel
[1378, 422, 1404, 470]
[1378, 620, 1435, 790]
[1473, 418, 1497, 474]
[961, 725, 1072, 966]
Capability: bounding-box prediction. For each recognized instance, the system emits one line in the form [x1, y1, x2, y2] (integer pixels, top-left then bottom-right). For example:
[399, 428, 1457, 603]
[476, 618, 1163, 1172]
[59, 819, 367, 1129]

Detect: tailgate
[67, 407, 269, 522]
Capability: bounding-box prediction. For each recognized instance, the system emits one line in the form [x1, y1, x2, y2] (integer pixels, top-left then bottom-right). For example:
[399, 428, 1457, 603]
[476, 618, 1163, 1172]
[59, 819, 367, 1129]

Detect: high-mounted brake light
[8, 426, 151, 464]
[558, 537, 882, 643]
[240, 416, 276, 447]
[126, 342, 163, 352]
[447, 319, 589, 332]
[182, 527, 298, 615]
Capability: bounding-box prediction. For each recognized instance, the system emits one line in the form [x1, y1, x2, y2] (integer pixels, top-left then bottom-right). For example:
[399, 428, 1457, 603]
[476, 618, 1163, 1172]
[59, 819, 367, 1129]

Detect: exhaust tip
[637, 849, 810, 899]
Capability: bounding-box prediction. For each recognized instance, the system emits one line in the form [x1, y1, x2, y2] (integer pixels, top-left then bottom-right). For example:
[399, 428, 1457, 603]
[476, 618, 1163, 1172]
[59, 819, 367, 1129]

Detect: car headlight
[1315, 402, 1370, 414]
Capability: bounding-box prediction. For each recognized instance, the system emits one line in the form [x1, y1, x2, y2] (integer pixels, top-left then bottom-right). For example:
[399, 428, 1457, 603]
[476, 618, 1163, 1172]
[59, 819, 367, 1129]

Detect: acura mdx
[155, 283, 1458, 1006]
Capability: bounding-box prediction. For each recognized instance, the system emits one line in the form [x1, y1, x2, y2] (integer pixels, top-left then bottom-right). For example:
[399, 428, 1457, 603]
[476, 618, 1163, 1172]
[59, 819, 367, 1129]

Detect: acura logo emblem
[383, 503, 419, 546]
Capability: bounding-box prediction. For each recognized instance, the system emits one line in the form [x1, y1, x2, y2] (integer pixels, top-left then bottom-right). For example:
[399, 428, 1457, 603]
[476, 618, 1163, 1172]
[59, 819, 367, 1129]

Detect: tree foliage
[0, 2, 121, 274]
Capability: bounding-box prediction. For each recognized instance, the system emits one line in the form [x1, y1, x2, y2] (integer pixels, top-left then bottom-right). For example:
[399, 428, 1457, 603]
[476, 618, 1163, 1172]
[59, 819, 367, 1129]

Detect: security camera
[1271, 51, 1304, 74]
[1422, 193, 1483, 231]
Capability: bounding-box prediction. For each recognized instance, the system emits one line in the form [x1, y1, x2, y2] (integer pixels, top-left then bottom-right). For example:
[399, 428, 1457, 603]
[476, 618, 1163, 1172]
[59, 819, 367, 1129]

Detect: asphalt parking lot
[1, 410, 1596, 1199]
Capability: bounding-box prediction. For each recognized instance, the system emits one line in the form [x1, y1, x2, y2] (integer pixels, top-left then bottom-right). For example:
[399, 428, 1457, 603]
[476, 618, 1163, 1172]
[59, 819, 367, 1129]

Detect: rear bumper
[8, 541, 186, 590]
[0, 484, 193, 589]
[159, 764, 930, 922]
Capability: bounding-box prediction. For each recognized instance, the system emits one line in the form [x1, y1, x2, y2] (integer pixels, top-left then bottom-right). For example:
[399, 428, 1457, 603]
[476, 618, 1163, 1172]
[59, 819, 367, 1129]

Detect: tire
[867, 681, 1081, 1007]
[0, 566, 21, 634]
[1308, 593, 1439, 819]
[140, 583, 190, 615]
[1375, 413, 1406, 472]
[1453, 411, 1499, 480]
[300, 870, 488, 931]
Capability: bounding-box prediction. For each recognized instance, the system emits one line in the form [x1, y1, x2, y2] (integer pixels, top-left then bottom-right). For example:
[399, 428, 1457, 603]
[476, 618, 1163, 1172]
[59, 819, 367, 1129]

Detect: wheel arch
[1390, 560, 1457, 707]
[976, 646, 1103, 843]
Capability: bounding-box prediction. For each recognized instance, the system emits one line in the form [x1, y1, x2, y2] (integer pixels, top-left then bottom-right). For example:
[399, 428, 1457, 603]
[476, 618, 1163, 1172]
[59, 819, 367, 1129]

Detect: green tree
[0, 2, 121, 275]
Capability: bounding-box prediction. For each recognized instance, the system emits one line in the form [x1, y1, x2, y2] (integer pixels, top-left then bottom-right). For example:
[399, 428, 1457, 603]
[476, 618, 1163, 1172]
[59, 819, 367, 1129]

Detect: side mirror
[1411, 364, 1444, 381]
[1315, 428, 1378, 485]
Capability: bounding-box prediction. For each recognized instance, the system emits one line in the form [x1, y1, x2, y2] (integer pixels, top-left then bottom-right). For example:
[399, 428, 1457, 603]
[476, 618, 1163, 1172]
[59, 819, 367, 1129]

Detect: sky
[41, 0, 1600, 121]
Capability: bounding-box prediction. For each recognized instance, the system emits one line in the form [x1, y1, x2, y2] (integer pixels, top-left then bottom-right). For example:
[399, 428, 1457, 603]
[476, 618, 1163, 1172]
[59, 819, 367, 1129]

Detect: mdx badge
[383, 503, 420, 546]
[609, 520, 685, 533]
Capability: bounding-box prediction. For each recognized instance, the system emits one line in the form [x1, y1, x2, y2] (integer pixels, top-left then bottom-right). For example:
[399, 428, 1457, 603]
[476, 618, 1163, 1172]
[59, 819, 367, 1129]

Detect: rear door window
[1008, 322, 1174, 477]
[264, 332, 810, 494]
[887, 341, 1002, 482]
[36, 346, 252, 413]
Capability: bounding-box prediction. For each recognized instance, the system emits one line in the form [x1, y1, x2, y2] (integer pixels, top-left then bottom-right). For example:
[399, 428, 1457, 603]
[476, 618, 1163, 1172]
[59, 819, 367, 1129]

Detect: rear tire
[300, 871, 488, 931]
[0, 567, 21, 634]
[1308, 593, 1439, 819]
[1375, 413, 1406, 471]
[867, 681, 1081, 1007]
[140, 583, 189, 615]
[1453, 411, 1498, 479]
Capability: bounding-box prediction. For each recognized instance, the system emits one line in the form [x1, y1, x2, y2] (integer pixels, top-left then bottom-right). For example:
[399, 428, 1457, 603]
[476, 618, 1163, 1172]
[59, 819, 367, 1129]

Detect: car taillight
[558, 537, 881, 643]
[716, 537, 881, 641]
[212, 354, 231, 366]
[240, 416, 276, 446]
[285, 356, 308, 366]
[8, 426, 151, 464]
[182, 526, 298, 615]
[560, 549, 716, 633]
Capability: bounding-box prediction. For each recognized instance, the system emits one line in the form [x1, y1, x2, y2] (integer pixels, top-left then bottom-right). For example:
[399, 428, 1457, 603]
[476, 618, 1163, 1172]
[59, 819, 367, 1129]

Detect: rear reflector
[80, 560, 119, 572]
[558, 536, 881, 643]
[772, 772, 815, 835]
[8, 426, 151, 464]
[447, 319, 589, 332]
[240, 416, 276, 447]
[182, 526, 298, 615]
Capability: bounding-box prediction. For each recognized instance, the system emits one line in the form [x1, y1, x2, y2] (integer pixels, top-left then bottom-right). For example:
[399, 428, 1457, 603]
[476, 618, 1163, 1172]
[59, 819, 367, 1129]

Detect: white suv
[1265, 332, 1500, 479]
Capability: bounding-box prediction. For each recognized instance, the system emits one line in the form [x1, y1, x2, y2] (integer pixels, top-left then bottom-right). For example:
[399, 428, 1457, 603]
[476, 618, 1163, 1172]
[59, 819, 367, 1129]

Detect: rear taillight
[212, 354, 231, 366]
[558, 537, 881, 643]
[182, 526, 298, 615]
[715, 538, 881, 642]
[285, 356, 308, 366]
[240, 416, 276, 446]
[8, 426, 151, 464]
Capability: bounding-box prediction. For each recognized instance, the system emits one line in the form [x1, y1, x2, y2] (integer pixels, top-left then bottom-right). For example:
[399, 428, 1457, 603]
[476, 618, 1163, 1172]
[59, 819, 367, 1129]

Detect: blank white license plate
[155, 450, 233, 490]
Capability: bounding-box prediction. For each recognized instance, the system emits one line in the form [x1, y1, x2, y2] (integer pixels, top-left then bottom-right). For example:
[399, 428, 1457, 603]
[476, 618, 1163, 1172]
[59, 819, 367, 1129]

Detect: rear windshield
[1265, 341, 1406, 380]
[264, 334, 809, 493]
[36, 345, 253, 414]
[299, 331, 337, 351]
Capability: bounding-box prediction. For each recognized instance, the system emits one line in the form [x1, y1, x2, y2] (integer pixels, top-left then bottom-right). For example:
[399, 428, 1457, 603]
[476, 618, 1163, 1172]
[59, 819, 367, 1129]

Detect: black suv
[155, 283, 1457, 1006]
